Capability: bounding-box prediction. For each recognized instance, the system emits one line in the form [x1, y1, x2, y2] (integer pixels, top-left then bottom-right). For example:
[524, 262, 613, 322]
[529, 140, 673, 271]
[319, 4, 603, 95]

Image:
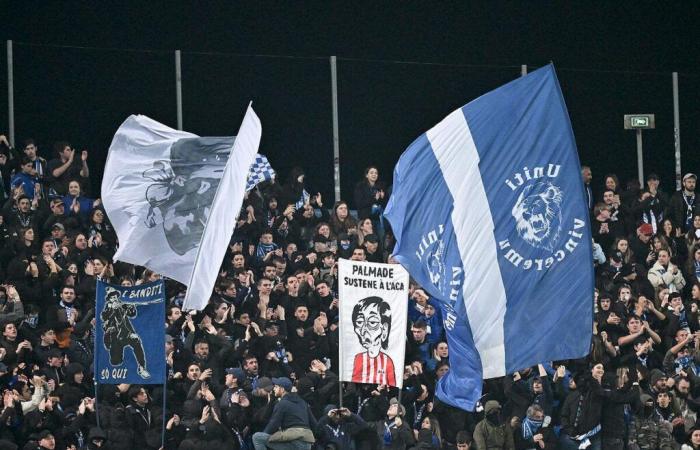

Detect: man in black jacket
[252, 377, 317, 450]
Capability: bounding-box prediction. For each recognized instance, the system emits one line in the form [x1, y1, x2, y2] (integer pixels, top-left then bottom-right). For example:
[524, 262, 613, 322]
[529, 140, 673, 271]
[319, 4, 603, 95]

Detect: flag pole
[93, 291, 101, 428]
[161, 376, 168, 449]
[338, 381, 343, 409]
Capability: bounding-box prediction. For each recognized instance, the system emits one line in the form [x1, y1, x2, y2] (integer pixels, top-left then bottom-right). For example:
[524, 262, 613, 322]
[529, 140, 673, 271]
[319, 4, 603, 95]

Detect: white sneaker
[137, 366, 151, 379]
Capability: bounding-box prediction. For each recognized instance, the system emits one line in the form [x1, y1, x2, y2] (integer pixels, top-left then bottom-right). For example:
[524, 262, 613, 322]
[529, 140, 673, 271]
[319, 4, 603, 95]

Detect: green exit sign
[624, 114, 655, 130]
[631, 116, 649, 127]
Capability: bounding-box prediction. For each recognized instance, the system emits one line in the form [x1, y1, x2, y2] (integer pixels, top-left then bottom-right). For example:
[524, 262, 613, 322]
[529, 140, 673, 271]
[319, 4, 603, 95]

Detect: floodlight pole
[175, 50, 183, 130]
[7, 40, 15, 147]
[672, 72, 681, 191]
[330, 56, 341, 203]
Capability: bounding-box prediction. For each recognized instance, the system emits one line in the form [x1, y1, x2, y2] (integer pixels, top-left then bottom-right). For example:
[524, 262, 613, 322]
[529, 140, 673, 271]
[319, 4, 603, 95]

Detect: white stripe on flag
[426, 108, 508, 379]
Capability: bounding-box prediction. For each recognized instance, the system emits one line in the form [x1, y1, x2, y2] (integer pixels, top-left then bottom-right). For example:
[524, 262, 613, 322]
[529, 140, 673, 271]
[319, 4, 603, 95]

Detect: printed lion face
[512, 181, 563, 251]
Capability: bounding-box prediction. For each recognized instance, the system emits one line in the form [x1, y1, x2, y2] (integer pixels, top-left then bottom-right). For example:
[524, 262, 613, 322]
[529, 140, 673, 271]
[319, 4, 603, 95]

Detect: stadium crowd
[0, 135, 699, 450]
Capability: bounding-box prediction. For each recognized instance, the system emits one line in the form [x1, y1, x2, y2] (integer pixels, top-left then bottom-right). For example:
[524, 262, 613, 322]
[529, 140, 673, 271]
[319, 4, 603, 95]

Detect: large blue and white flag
[385, 65, 593, 411]
[95, 279, 166, 384]
[103, 104, 261, 311]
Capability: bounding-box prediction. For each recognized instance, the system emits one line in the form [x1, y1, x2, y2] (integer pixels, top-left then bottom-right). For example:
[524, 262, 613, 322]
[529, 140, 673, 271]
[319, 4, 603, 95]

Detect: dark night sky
[2, 2, 699, 202]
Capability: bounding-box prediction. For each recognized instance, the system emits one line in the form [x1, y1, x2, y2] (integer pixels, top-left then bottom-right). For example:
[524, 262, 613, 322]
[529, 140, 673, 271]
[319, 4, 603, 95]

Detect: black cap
[364, 234, 379, 243]
[611, 251, 623, 263]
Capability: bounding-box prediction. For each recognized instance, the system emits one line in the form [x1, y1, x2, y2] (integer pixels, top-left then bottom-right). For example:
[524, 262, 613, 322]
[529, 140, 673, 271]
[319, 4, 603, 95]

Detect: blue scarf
[676, 355, 700, 375]
[679, 309, 689, 329]
[695, 260, 700, 283]
[521, 416, 543, 440]
[383, 420, 396, 446]
[256, 242, 277, 259]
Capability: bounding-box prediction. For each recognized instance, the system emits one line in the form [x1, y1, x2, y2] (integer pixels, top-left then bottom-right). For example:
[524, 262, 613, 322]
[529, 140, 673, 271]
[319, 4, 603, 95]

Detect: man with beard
[672, 377, 700, 435]
[669, 173, 698, 232]
[3, 194, 38, 233]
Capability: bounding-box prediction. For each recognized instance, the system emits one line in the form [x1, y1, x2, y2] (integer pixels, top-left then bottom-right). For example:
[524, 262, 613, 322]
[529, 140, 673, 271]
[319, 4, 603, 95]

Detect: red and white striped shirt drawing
[351, 351, 397, 386]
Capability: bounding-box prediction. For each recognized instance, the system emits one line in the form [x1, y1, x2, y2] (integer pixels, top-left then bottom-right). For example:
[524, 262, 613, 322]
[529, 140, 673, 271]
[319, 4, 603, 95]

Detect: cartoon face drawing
[352, 296, 391, 358]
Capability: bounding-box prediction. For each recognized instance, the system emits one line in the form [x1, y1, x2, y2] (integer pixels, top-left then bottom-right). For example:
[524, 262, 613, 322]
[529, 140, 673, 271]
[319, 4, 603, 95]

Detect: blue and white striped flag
[246, 154, 276, 191]
[384, 65, 593, 411]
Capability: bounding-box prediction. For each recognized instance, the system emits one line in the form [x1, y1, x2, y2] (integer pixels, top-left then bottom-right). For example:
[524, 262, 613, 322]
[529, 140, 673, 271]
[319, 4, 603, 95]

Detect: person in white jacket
[648, 249, 686, 292]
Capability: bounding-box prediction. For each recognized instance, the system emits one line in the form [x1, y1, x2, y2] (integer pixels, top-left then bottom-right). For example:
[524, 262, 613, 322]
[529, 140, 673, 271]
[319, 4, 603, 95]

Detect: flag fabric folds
[102, 104, 261, 311]
[94, 279, 166, 384]
[384, 65, 594, 410]
[246, 154, 276, 191]
[338, 259, 409, 388]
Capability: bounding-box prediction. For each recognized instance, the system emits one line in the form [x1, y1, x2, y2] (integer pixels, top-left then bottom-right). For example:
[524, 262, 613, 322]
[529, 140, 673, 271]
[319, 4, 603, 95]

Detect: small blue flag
[246, 154, 276, 191]
[94, 279, 166, 384]
[385, 65, 593, 411]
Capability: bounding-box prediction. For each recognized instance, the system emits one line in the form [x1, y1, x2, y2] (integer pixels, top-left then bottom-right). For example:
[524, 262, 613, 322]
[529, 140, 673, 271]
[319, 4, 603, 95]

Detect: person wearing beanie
[86, 427, 107, 449]
[370, 397, 415, 450]
[646, 368, 669, 397]
[252, 377, 317, 450]
[473, 400, 514, 450]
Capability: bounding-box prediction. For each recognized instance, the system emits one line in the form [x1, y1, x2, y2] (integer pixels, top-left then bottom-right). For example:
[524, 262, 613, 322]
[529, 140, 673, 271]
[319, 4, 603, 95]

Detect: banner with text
[339, 259, 409, 388]
[95, 279, 165, 384]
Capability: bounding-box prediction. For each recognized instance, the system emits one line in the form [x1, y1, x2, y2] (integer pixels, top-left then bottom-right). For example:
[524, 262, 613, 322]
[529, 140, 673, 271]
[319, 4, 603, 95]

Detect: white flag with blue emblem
[384, 65, 593, 411]
[103, 104, 261, 311]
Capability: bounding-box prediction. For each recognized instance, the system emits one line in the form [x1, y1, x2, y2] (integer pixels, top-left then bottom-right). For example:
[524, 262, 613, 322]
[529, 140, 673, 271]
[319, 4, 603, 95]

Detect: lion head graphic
[425, 239, 447, 294]
[511, 181, 563, 251]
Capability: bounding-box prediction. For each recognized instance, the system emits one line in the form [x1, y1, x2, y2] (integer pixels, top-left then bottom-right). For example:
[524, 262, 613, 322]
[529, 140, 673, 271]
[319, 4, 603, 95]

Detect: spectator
[514, 404, 557, 450]
[669, 174, 698, 233]
[252, 376, 317, 450]
[370, 397, 415, 450]
[473, 400, 514, 450]
[315, 405, 367, 450]
[628, 393, 675, 450]
[648, 249, 686, 292]
[46, 143, 89, 197]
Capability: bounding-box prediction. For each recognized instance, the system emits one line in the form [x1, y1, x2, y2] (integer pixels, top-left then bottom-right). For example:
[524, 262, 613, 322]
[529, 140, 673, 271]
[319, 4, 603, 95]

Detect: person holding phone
[315, 405, 367, 449]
